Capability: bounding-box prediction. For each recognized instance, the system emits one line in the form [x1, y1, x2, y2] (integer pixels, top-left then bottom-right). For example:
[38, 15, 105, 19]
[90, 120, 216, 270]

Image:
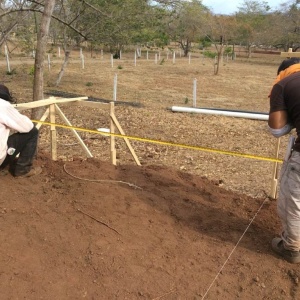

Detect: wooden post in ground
[110, 102, 117, 165]
[270, 138, 281, 199]
[49, 103, 57, 160]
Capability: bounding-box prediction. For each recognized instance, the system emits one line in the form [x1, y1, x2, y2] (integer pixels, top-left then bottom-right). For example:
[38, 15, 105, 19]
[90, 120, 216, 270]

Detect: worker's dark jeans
[1, 127, 39, 176]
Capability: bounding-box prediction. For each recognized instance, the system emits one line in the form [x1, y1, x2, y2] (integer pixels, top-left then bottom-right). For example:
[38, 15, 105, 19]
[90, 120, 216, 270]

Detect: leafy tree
[166, 0, 209, 56]
[235, 0, 271, 57]
[204, 14, 237, 74]
[268, 1, 300, 51]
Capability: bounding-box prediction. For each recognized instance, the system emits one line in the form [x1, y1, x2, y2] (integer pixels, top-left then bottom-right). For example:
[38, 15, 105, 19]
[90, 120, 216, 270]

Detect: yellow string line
[32, 120, 283, 163]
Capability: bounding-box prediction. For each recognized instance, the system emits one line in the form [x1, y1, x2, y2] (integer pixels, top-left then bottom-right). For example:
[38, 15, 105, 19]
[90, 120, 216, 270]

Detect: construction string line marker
[32, 120, 283, 163]
[201, 197, 269, 300]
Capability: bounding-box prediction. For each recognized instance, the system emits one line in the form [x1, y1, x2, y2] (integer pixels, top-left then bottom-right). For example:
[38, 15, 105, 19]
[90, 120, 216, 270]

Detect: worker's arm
[0, 101, 33, 133]
[268, 110, 293, 137]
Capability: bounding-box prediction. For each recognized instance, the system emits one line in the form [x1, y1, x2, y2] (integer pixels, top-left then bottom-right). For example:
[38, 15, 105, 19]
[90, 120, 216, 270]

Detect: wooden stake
[55, 104, 93, 158]
[49, 103, 57, 160]
[36, 108, 50, 130]
[110, 102, 117, 165]
[110, 113, 141, 166]
[270, 138, 281, 199]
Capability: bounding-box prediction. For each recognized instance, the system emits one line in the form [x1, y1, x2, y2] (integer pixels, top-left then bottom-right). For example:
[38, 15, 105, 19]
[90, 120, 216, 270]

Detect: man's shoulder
[281, 72, 300, 84]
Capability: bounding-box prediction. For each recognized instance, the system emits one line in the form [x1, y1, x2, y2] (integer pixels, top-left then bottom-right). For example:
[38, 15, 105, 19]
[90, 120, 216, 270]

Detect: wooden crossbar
[280, 48, 300, 58]
[13, 96, 88, 111]
[280, 52, 300, 58]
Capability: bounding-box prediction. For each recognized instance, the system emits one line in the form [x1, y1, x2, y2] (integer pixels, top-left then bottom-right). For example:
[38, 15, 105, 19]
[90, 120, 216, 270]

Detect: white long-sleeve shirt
[0, 98, 33, 165]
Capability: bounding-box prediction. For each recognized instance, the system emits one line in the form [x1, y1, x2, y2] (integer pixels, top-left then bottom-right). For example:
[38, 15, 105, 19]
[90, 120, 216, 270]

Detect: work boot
[271, 237, 300, 264]
[14, 166, 42, 178]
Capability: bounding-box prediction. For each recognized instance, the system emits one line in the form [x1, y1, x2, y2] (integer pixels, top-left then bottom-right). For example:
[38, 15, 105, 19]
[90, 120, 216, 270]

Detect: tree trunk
[55, 51, 70, 86]
[183, 43, 189, 57]
[214, 44, 224, 75]
[32, 0, 56, 120]
[247, 44, 252, 58]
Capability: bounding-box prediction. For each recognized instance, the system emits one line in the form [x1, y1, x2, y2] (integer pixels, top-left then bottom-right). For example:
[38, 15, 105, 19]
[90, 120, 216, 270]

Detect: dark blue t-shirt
[270, 72, 300, 152]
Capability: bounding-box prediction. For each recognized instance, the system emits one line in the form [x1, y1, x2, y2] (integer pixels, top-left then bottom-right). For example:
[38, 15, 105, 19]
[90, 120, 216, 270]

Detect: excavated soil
[1, 50, 299, 299]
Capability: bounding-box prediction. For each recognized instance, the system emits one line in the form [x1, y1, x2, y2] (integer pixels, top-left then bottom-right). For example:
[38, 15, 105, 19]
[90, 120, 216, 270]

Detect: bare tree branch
[0, 7, 88, 39]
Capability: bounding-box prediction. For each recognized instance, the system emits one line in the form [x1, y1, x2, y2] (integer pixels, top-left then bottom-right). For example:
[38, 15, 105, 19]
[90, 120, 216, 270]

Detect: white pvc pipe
[48, 54, 51, 71]
[113, 73, 117, 101]
[81, 54, 85, 69]
[5, 45, 10, 72]
[111, 54, 114, 68]
[193, 79, 197, 107]
[171, 106, 269, 121]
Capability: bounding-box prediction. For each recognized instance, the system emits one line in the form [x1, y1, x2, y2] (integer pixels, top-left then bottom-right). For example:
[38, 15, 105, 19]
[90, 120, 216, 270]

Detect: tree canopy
[1, 0, 299, 54]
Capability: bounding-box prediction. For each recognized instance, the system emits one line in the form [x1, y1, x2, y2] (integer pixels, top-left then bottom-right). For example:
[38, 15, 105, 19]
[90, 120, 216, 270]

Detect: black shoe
[272, 237, 300, 264]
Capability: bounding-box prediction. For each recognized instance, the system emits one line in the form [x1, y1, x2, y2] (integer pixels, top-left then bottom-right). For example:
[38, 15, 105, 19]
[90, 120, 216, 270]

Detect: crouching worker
[268, 57, 300, 263]
[0, 84, 41, 177]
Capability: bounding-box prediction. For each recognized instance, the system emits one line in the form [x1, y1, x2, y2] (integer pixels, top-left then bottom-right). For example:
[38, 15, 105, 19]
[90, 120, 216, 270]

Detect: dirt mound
[1, 153, 299, 299]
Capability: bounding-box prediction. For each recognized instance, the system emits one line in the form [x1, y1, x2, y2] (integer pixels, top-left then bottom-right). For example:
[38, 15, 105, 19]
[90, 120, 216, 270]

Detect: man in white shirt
[0, 84, 41, 177]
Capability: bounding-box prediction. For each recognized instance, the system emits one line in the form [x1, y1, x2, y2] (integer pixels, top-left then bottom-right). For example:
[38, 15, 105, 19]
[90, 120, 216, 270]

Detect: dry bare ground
[1, 49, 299, 299]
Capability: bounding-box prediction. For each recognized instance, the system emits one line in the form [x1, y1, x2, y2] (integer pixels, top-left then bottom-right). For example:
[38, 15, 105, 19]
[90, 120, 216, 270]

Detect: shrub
[224, 47, 233, 55]
[28, 66, 35, 76]
[203, 50, 217, 59]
